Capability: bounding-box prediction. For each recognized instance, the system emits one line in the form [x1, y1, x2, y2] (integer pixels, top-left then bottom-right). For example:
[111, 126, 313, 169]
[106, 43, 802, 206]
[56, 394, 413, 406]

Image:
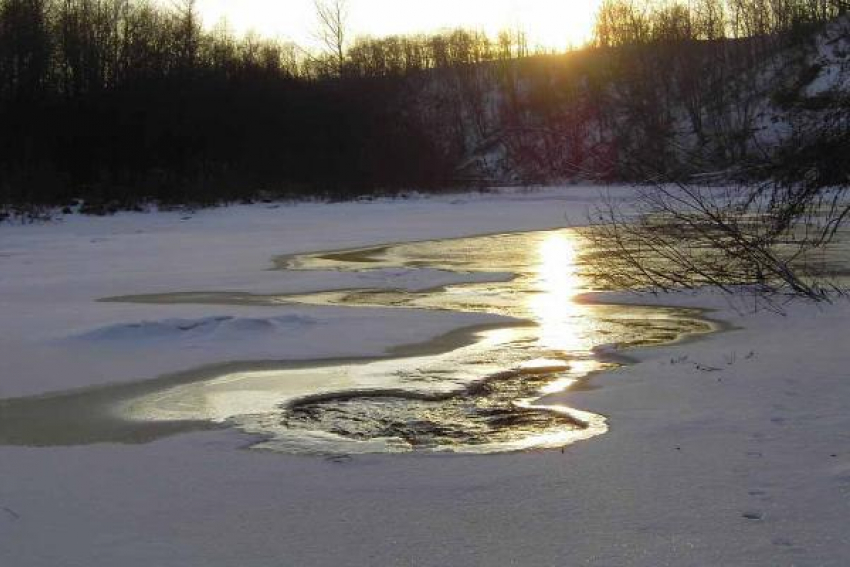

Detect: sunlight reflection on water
[530, 232, 592, 354]
[118, 229, 711, 455]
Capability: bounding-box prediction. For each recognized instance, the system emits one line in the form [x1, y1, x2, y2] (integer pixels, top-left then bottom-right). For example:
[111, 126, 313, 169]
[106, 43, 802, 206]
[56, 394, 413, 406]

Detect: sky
[194, 0, 603, 52]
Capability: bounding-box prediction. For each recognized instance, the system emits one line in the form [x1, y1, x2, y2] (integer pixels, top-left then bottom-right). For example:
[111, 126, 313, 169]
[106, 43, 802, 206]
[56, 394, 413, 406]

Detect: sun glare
[508, 1, 601, 50]
[195, 0, 601, 52]
[529, 232, 592, 353]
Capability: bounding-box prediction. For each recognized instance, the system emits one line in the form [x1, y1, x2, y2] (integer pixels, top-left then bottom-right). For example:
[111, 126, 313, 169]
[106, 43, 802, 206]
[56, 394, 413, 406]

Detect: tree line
[0, 0, 847, 209]
[0, 0, 534, 208]
[594, 0, 847, 46]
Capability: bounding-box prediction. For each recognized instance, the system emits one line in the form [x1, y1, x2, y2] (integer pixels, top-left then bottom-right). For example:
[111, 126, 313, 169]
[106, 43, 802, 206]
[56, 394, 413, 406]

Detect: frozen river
[0, 228, 714, 454]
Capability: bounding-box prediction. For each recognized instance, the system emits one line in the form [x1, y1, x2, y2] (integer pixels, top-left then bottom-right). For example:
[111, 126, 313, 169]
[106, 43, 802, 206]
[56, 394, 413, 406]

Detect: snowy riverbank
[1, 186, 849, 566]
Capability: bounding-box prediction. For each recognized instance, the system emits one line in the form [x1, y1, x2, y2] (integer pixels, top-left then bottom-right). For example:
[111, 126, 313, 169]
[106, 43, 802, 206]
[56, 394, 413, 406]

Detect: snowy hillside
[407, 15, 850, 183]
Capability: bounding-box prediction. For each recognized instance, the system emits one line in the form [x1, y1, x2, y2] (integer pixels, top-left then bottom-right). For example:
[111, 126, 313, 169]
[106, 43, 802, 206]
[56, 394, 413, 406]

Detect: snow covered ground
[1, 186, 849, 566]
[0, 188, 601, 399]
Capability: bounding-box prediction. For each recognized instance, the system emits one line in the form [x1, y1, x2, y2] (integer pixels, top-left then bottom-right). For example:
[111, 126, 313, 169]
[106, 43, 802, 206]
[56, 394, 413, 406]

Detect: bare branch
[313, 0, 348, 76]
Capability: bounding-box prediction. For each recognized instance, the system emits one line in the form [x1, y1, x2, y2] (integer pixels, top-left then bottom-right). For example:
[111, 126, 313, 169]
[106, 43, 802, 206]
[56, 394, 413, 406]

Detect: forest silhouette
[0, 0, 845, 209]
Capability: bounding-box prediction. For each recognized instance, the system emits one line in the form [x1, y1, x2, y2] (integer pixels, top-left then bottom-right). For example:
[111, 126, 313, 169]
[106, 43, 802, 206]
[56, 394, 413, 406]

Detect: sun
[194, 0, 602, 52]
[509, 0, 601, 50]
[350, 0, 601, 51]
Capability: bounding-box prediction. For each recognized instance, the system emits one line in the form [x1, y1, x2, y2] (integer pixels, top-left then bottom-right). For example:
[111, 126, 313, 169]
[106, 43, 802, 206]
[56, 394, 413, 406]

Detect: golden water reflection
[529, 232, 593, 354]
[112, 228, 714, 454]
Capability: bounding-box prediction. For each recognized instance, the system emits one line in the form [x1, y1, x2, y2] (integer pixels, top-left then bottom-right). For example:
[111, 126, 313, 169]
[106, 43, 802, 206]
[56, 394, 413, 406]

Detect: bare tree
[582, 0, 850, 305]
[587, 129, 850, 307]
[314, 0, 348, 76]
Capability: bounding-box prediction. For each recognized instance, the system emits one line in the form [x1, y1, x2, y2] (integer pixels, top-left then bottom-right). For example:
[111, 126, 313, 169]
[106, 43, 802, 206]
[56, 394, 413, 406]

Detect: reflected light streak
[529, 233, 592, 354]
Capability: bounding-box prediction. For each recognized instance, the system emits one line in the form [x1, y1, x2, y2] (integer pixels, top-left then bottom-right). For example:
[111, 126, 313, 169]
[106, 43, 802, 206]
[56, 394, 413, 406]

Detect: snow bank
[70, 315, 321, 343]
